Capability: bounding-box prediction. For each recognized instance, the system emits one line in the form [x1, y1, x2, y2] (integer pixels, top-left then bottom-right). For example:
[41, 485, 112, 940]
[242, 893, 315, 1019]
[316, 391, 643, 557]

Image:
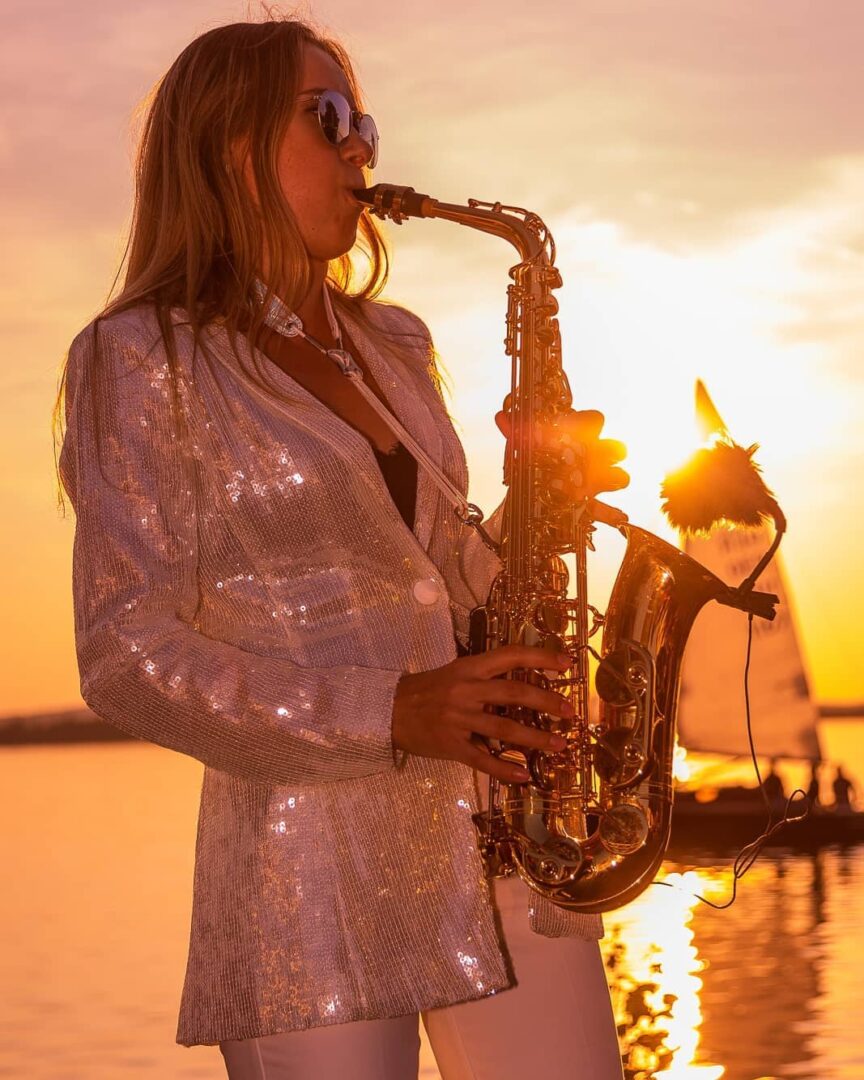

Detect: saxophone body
[356, 184, 777, 913]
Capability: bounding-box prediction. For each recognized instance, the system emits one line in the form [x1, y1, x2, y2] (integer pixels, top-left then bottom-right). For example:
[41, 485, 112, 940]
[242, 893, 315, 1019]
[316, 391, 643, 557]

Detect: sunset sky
[2, 0, 862, 715]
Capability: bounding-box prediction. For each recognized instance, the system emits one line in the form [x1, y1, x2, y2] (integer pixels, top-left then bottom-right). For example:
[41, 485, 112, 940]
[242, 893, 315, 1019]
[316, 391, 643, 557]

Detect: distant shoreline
[0, 708, 135, 746]
[818, 703, 864, 718]
[1, 703, 862, 747]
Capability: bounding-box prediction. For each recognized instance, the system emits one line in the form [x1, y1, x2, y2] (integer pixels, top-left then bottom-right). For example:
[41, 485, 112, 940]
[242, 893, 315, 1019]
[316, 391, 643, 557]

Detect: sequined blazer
[60, 296, 602, 1047]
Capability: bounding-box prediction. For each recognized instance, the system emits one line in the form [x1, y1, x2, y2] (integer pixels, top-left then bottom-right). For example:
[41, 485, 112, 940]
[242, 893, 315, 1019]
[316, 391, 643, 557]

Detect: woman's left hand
[495, 406, 629, 501]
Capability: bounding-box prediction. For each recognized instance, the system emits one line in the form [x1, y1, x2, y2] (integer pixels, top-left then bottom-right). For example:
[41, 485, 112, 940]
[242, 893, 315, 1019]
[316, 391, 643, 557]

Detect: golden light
[604, 867, 731, 1078]
[398, 175, 864, 704]
[694, 380, 729, 443]
[539, 204, 851, 539]
[660, 380, 729, 487]
[673, 741, 692, 784]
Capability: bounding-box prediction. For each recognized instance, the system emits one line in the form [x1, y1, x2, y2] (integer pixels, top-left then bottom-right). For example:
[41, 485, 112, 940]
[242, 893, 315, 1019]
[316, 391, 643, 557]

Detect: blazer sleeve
[59, 317, 404, 787]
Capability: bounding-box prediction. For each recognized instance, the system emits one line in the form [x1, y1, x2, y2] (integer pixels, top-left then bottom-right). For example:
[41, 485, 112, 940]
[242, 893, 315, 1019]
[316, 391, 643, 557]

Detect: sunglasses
[300, 89, 379, 170]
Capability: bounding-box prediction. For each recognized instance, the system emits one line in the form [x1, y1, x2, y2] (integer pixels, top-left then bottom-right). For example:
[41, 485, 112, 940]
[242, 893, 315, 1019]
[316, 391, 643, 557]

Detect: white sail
[679, 529, 820, 759]
[676, 382, 821, 761]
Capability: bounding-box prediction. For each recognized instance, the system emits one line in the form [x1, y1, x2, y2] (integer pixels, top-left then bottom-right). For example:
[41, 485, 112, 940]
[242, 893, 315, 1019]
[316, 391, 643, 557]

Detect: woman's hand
[495, 406, 629, 501]
[392, 645, 571, 783]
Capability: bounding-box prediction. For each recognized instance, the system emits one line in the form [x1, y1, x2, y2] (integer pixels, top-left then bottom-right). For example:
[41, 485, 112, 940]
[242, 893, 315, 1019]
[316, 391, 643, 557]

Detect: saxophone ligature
[355, 183, 781, 913]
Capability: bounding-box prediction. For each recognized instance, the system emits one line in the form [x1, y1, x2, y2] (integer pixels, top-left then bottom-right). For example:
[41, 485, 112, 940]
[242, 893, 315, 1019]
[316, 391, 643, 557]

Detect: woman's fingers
[457, 644, 569, 680]
[597, 465, 630, 492]
[392, 647, 574, 769]
[580, 437, 629, 496]
[582, 463, 630, 496]
[592, 437, 627, 467]
[564, 409, 605, 442]
[495, 408, 629, 498]
[466, 676, 573, 719]
[496, 409, 610, 451]
[463, 742, 531, 783]
[470, 711, 566, 752]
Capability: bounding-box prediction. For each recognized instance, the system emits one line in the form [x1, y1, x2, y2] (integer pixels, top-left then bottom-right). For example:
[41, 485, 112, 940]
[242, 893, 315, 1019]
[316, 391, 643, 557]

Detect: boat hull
[668, 791, 864, 854]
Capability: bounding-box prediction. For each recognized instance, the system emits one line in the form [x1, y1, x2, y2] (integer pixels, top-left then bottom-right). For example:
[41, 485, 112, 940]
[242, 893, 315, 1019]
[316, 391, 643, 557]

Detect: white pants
[219, 877, 623, 1080]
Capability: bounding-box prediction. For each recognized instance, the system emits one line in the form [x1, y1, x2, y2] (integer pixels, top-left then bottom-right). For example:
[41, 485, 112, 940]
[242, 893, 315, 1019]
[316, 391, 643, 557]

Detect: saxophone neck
[354, 183, 551, 263]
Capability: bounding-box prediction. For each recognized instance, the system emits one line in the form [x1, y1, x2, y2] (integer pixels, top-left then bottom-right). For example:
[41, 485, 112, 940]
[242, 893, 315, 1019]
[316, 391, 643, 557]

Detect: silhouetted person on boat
[806, 761, 821, 811]
[832, 767, 856, 814]
[763, 759, 787, 816]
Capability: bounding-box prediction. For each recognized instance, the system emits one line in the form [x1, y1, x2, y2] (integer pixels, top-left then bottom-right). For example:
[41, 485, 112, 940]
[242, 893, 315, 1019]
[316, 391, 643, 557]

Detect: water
[1, 721, 861, 1079]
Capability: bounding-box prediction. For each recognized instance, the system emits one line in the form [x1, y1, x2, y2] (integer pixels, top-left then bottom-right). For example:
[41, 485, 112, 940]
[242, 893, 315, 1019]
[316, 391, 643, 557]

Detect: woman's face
[275, 45, 373, 263]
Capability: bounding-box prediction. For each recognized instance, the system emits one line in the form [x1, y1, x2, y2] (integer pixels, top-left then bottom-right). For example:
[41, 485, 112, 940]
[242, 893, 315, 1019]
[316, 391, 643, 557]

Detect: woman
[56, 18, 627, 1080]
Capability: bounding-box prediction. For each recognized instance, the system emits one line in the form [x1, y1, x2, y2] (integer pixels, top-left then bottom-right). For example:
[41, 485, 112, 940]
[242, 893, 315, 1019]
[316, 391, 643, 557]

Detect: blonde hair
[54, 16, 394, 505]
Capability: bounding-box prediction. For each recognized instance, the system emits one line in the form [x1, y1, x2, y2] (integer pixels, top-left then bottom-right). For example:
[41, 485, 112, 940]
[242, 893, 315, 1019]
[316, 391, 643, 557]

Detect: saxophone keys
[522, 835, 583, 886]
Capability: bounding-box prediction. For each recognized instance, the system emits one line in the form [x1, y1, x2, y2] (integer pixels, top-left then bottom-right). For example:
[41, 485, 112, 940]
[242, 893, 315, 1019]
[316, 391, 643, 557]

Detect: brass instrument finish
[356, 184, 778, 913]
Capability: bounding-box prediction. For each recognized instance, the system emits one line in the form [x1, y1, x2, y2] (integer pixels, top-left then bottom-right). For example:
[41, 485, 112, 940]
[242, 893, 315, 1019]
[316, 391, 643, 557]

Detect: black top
[373, 440, 472, 657]
[372, 442, 418, 532]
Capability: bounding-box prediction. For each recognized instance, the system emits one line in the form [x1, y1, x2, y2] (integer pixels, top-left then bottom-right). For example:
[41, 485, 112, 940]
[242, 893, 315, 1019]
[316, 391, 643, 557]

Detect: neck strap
[252, 279, 497, 551]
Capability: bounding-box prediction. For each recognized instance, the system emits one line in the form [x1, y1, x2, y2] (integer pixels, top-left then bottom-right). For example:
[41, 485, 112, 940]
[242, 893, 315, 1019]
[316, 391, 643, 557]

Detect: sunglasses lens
[315, 91, 378, 168]
[357, 115, 379, 168]
[318, 92, 350, 146]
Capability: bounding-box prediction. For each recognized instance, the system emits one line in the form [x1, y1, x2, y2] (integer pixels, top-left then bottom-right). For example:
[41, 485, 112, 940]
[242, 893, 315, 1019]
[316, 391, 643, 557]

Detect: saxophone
[356, 184, 779, 913]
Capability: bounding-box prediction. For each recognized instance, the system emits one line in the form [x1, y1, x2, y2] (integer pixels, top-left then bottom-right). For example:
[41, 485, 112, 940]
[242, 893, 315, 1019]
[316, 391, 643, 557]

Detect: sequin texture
[59, 297, 601, 1047]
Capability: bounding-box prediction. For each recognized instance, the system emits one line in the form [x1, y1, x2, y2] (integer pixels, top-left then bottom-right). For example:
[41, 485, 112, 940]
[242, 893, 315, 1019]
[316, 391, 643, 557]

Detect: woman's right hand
[391, 645, 572, 783]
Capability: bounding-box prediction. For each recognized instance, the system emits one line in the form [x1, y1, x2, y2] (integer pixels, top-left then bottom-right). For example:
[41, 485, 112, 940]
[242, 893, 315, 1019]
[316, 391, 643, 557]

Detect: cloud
[4, 0, 864, 249]
[363, 1, 864, 247]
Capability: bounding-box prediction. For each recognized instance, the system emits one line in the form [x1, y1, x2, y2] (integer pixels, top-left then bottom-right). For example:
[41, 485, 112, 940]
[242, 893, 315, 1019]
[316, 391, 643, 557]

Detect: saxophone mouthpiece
[353, 184, 433, 222]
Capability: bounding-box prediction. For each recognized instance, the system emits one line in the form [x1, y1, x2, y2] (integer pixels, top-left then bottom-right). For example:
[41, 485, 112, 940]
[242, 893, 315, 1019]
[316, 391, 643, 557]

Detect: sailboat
[667, 383, 864, 851]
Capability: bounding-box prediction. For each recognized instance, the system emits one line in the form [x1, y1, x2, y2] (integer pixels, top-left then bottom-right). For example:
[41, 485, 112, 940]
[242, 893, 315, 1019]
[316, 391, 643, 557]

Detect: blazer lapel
[204, 303, 447, 555]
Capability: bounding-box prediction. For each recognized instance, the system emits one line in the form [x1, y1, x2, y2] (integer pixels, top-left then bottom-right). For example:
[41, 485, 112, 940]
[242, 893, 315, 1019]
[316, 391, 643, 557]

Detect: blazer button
[413, 577, 442, 605]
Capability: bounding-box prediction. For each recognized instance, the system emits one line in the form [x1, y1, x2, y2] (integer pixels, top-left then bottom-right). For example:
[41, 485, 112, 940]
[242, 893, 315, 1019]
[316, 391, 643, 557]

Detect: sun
[544, 214, 839, 542]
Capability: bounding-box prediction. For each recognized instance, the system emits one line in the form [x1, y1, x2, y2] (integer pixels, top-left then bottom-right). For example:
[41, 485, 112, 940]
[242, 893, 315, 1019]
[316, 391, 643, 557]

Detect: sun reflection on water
[602, 867, 730, 1079]
[673, 741, 691, 784]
